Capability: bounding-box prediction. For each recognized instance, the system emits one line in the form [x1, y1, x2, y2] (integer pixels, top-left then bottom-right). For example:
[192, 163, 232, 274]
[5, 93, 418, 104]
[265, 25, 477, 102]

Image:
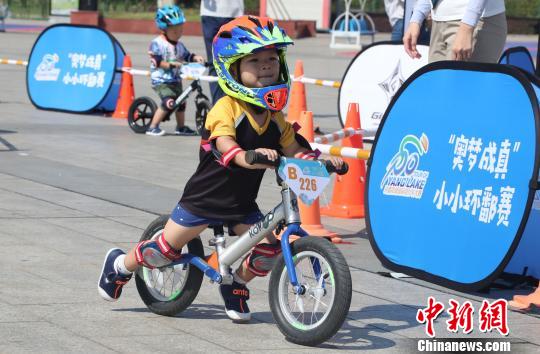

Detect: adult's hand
[403, 22, 422, 59]
[452, 23, 474, 61]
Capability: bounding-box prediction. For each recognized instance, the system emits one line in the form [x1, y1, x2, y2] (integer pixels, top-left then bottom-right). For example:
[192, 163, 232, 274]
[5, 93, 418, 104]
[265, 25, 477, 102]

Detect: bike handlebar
[245, 150, 280, 167]
[245, 150, 349, 175]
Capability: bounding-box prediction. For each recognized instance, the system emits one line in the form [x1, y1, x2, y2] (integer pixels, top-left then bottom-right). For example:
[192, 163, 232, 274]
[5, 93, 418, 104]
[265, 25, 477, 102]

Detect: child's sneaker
[175, 125, 198, 136]
[146, 127, 165, 136]
[219, 281, 251, 322]
[98, 248, 132, 301]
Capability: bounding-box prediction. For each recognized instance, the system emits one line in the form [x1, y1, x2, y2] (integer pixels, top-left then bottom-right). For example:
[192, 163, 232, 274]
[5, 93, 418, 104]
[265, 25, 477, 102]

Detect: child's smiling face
[237, 48, 280, 88]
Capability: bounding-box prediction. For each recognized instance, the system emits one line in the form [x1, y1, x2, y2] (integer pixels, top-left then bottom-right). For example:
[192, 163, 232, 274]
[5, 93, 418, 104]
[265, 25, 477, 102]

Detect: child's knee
[161, 96, 176, 112]
[243, 243, 282, 277]
[135, 232, 182, 269]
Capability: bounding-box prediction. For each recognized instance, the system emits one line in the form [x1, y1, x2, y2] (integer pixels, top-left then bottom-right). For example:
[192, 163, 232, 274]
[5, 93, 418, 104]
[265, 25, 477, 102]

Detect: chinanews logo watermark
[380, 133, 430, 199]
[415, 296, 512, 352]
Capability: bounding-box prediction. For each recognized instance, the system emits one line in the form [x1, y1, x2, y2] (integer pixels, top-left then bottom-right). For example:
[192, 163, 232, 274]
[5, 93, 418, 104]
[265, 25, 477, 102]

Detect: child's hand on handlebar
[327, 156, 344, 170]
[254, 148, 279, 162]
[169, 61, 183, 69]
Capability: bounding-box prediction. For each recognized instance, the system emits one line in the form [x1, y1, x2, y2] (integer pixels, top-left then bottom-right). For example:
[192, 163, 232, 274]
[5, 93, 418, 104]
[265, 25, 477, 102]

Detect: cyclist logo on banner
[380, 133, 430, 199]
[34, 53, 61, 81]
[278, 158, 331, 205]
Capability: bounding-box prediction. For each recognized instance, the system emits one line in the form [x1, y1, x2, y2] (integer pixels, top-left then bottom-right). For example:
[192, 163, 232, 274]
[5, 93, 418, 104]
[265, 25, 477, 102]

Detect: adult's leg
[202, 15, 235, 104]
[428, 20, 460, 63]
[471, 12, 508, 63]
[391, 19, 404, 42]
[418, 22, 431, 46]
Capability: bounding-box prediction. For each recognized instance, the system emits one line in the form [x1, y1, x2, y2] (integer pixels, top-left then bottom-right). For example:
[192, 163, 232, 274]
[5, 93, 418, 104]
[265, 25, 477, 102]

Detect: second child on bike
[99, 15, 343, 322]
[147, 5, 205, 136]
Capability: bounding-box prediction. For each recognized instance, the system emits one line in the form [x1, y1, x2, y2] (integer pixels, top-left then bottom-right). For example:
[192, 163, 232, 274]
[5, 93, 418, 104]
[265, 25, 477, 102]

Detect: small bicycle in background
[127, 63, 212, 135]
[135, 152, 353, 346]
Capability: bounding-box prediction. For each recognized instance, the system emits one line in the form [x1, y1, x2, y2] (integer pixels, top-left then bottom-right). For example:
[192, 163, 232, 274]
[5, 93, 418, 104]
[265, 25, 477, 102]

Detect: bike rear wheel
[135, 215, 204, 316]
[128, 96, 157, 134]
[195, 94, 211, 135]
[269, 237, 352, 346]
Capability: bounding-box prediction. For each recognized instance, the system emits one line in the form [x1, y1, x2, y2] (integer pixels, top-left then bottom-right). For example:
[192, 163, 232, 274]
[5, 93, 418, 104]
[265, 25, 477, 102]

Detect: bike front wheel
[269, 237, 352, 346]
[135, 215, 204, 316]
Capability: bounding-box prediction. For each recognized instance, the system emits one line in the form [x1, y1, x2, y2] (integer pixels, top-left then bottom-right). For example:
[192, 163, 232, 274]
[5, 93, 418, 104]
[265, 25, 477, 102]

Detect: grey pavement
[1, 28, 540, 353]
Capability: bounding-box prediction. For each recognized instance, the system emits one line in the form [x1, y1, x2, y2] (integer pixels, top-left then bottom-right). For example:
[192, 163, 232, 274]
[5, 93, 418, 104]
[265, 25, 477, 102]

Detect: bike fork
[280, 223, 312, 294]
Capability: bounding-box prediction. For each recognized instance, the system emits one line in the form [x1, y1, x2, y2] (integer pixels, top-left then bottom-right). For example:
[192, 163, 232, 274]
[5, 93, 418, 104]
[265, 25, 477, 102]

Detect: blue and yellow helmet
[212, 16, 294, 111]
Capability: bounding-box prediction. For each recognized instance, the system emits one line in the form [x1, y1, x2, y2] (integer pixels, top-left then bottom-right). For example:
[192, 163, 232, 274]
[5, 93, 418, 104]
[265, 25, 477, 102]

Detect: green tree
[505, 0, 540, 18]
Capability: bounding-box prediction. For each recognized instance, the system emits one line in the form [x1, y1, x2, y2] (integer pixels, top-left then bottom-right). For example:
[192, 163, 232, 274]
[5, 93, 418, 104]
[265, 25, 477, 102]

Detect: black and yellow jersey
[179, 96, 295, 221]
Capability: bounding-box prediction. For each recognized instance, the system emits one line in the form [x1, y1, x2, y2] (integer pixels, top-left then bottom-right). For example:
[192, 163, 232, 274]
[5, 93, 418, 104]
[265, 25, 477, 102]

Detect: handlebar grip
[245, 150, 280, 167]
[325, 160, 349, 175]
[245, 151, 349, 174]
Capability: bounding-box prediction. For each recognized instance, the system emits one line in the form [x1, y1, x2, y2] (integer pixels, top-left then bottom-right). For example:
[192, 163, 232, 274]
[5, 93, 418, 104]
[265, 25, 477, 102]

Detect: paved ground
[1, 23, 540, 353]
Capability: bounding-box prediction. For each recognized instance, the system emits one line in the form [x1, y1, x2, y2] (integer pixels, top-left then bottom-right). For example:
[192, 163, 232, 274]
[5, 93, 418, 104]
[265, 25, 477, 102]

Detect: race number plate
[278, 158, 330, 206]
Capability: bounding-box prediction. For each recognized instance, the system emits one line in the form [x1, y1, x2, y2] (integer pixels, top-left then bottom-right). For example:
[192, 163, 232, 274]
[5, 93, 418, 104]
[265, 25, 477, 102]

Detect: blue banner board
[367, 62, 540, 291]
[26, 24, 125, 113]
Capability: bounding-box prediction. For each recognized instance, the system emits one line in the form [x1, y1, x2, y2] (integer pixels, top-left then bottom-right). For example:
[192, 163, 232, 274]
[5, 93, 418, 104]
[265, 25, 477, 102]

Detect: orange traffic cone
[320, 102, 366, 218]
[112, 55, 135, 119]
[287, 60, 306, 125]
[297, 111, 341, 242]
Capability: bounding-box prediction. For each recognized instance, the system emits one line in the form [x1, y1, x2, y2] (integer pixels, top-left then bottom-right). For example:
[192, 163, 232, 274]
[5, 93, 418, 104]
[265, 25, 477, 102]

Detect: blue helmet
[155, 5, 186, 31]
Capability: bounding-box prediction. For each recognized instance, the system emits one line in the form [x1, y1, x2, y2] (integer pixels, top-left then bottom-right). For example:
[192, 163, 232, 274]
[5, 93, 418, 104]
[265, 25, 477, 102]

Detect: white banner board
[338, 42, 429, 136]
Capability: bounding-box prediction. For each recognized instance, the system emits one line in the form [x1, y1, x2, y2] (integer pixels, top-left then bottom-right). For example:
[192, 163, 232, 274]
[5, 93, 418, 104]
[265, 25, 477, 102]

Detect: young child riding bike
[99, 15, 343, 322]
[146, 5, 205, 136]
